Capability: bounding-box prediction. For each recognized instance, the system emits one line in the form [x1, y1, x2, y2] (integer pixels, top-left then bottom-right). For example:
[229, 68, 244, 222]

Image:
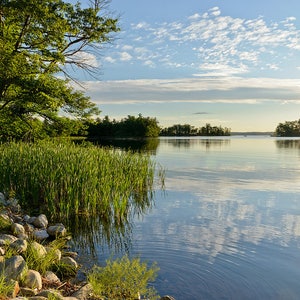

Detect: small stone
[32, 229, 49, 241]
[0, 233, 17, 246]
[28, 216, 36, 224]
[7, 280, 20, 298]
[10, 238, 28, 253]
[44, 271, 61, 284]
[60, 256, 78, 269]
[37, 289, 64, 299]
[11, 223, 26, 236]
[20, 287, 38, 297]
[23, 269, 43, 290]
[45, 246, 62, 262]
[33, 214, 48, 228]
[47, 224, 67, 237]
[0, 192, 6, 205]
[30, 241, 47, 257]
[23, 215, 31, 223]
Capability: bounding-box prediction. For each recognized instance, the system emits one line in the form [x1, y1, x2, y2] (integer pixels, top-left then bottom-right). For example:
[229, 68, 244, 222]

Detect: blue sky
[71, 0, 300, 131]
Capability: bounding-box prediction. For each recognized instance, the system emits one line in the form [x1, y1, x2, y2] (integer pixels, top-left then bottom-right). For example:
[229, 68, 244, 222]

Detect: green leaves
[0, 0, 119, 140]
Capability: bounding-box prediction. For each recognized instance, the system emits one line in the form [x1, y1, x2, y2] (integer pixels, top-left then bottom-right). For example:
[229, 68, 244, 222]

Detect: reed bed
[0, 140, 160, 222]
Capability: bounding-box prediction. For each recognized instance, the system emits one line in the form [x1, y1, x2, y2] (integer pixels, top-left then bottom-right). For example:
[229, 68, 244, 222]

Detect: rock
[37, 289, 64, 299]
[24, 223, 35, 234]
[160, 296, 176, 300]
[7, 198, 21, 213]
[44, 271, 61, 284]
[0, 192, 5, 205]
[0, 213, 12, 230]
[33, 214, 48, 228]
[30, 241, 47, 257]
[20, 287, 38, 297]
[23, 269, 43, 290]
[10, 238, 28, 253]
[23, 214, 31, 223]
[32, 229, 49, 241]
[11, 223, 26, 236]
[1, 255, 27, 281]
[0, 233, 17, 246]
[71, 283, 93, 300]
[60, 256, 78, 269]
[47, 223, 67, 237]
[45, 246, 62, 262]
[0, 246, 5, 255]
[7, 279, 20, 298]
[28, 216, 37, 224]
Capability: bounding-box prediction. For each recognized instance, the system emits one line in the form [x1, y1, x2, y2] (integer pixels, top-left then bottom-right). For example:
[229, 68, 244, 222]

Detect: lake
[75, 136, 300, 299]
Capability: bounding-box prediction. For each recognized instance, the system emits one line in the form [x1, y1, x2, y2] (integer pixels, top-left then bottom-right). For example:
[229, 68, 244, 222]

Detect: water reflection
[88, 137, 160, 153]
[275, 138, 300, 149]
[162, 137, 231, 150]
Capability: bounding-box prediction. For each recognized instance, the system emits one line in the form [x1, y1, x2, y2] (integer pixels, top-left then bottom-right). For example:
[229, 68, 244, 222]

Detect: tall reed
[0, 140, 162, 222]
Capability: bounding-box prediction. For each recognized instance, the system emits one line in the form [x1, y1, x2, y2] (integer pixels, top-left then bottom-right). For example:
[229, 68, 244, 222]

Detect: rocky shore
[0, 192, 175, 300]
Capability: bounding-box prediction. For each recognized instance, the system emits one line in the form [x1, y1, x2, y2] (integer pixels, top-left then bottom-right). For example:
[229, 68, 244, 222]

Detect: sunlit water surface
[76, 136, 300, 300]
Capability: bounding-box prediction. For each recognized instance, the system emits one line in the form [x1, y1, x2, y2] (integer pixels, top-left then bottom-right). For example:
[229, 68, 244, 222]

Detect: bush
[88, 255, 160, 300]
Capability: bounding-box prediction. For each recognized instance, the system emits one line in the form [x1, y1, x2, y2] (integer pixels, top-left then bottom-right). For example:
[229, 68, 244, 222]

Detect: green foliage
[0, 272, 15, 299]
[24, 239, 67, 276]
[88, 114, 161, 138]
[0, 0, 119, 140]
[161, 123, 231, 136]
[275, 119, 300, 136]
[0, 141, 160, 221]
[88, 255, 160, 300]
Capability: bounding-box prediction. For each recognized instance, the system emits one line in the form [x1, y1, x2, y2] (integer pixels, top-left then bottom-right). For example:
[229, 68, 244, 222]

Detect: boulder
[37, 289, 64, 300]
[47, 223, 67, 237]
[33, 214, 48, 228]
[60, 256, 78, 269]
[160, 296, 176, 300]
[10, 238, 28, 253]
[44, 271, 61, 284]
[0, 233, 17, 246]
[23, 269, 43, 290]
[30, 241, 47, 257]
[1, 255, 27, 281]
[11, 223, 26, 236]
[32, 229, 49, 241]
[71, 283, 93, 300]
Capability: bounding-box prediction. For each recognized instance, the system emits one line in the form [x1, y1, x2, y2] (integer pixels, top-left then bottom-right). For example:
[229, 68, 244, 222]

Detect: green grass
[88, 255, 160, 300]
[0, 140, 162, 221]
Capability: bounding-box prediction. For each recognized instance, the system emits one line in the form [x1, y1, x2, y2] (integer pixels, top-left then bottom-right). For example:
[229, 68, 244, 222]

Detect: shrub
[88, 255, 160, 300]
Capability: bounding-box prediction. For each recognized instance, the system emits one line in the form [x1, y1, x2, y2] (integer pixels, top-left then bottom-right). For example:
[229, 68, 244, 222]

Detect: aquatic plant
[0, 140, 162, 222]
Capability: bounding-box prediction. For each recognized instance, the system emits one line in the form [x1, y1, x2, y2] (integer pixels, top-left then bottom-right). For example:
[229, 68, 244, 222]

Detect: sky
[70, 0, 300, 132]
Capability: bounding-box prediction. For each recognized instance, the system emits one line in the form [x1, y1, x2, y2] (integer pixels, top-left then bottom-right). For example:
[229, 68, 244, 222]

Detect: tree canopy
[275, 119, 300, 137]
[0, 0, 119, 140]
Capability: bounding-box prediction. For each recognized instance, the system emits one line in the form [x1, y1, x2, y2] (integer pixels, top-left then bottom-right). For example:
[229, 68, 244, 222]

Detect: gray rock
[30, 241, 47, 257]
[160, 296, 176, 300]
[20, 287, 38, 297]
[10, 238, 28, 253]
[0, 255, 27, 280]
[11, 223, 26, 236]
[44, 271, 61, 284]
[60, 256, 78, 269]
[23, 269, 43, 290]
[47, 224, 67, 237]
[0, 233, 18, 246]
[45, 246, 61, 262]
[28, 216, 37, 224]
[23, 215, 31, 223]
[32, 229, 49, 241]
[24, 223, 35, 234]
[37, 289, 64, 300]
[71, 283, 93, 300]
[33, 214, 48, 228]
[0, 192, 6, 205]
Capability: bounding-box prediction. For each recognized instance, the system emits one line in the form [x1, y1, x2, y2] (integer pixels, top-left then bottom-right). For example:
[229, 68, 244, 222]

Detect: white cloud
[72, 51, 99, 68]
[119, 52, 132, 61]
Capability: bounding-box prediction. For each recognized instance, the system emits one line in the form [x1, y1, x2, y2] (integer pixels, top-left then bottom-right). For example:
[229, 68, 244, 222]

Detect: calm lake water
[75, 136, 300, 300]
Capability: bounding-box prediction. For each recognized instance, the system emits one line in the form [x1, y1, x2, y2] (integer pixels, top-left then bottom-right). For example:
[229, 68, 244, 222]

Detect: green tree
[275, 119, 300, 136]
[0, 0, 119, 140]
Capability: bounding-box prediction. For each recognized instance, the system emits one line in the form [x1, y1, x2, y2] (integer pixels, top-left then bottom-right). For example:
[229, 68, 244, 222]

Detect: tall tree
[0, 0, 119, 140]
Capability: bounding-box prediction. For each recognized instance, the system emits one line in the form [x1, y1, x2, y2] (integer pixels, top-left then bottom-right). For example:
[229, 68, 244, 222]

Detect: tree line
[275, 119, 300, 137]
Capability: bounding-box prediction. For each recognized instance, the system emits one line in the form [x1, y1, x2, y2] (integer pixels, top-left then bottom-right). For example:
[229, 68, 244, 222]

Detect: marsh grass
[0, 272, 15, 299]
[0, 140, 161, 221]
